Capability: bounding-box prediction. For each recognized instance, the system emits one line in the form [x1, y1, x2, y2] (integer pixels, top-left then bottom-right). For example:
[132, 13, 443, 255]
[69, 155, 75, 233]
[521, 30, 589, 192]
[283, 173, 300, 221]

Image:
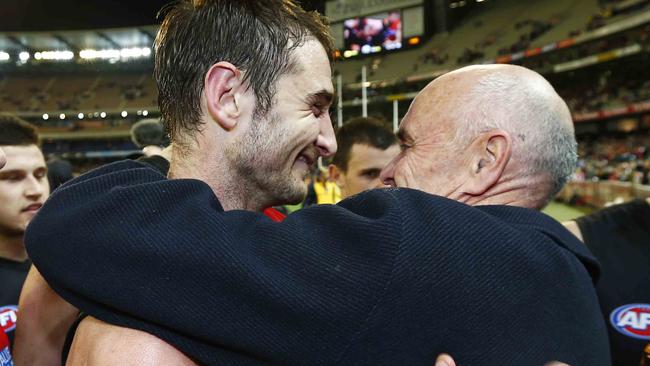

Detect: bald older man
[27, 64, 609, 365]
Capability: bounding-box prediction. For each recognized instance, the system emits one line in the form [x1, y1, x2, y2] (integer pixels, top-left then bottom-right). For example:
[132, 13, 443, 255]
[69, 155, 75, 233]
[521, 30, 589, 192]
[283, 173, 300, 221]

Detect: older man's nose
[379, 159, 397, 187]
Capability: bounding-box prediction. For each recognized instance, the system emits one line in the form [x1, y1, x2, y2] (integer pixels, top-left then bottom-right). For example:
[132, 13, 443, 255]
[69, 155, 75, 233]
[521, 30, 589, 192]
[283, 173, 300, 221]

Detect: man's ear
[204, 62, 242, 131]
[462, 130, 512, 196]
[328, 164, 345, 189]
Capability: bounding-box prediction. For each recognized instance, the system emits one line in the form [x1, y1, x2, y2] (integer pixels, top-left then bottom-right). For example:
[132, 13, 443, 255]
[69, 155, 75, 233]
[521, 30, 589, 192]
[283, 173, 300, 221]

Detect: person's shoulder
[340, 187, 463, 211]
[57, 160, 162, 192]
[596, 198, 649, 219]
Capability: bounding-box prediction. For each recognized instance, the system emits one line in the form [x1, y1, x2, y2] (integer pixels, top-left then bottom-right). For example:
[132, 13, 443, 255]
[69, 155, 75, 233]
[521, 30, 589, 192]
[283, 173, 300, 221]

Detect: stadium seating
[0, 72, 157, 113]
[1, 0, 648, 181]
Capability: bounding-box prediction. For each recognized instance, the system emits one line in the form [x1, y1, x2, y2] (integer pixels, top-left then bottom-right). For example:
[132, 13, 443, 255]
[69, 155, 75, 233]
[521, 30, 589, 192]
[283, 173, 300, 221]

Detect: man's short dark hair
[0, 114, 39, 146]
[332, 117, 398, 172]
[155, 0, 334, 144]
[131, 119, 168, 148]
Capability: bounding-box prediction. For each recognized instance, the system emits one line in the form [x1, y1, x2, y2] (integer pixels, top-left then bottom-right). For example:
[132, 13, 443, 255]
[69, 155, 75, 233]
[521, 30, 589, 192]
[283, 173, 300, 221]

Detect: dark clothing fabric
[137, 154, 170, 176]
[26, 160, 610, 366]
[0, 257, 30, 347]
[577, 199, 650, 366]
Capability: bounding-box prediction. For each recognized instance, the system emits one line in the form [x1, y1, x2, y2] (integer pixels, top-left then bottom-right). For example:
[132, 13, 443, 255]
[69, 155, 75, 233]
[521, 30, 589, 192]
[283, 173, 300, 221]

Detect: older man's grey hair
[453, 69, 577, 206]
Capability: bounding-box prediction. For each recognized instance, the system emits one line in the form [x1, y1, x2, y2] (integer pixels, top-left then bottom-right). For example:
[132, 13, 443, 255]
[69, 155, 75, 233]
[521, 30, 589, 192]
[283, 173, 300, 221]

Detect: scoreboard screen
[343, 11, 402, 54]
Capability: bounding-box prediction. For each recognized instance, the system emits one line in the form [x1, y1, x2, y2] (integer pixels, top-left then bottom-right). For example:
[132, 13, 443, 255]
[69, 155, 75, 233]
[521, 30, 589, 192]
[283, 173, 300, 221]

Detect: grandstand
[0, 0, 649, 207]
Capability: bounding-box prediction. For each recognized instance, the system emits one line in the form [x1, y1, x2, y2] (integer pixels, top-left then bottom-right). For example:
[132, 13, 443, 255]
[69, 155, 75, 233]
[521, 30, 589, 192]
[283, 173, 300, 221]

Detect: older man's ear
[461, 130, 512, 196]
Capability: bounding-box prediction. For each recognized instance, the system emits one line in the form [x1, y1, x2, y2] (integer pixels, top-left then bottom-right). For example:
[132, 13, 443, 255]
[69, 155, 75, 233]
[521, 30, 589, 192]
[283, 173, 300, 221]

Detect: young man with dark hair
[329, 117, 399, 198]
[15, 0, 337, 364]
[0, 115, 49, 349]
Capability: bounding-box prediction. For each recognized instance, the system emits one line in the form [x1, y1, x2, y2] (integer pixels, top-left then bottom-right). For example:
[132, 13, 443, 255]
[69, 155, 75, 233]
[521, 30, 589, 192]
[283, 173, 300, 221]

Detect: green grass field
[542, 202, 593, 222]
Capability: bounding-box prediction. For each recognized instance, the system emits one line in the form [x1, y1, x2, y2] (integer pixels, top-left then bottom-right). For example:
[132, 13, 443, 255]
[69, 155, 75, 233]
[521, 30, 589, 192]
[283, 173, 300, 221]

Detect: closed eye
[360, 169, 381, 179]
[399, 143, 411, 152]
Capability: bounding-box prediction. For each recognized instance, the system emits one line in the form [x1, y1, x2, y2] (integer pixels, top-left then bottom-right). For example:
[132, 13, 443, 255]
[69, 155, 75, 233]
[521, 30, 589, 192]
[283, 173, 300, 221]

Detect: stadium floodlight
[19, 52, 30, 62]
[0, 52, 9, 62]
[78, 113, 84, 119]
[100, 112, 107, 118]
[142, 110, 149, 117]
[121, 111, 128, 118]
[42, 114, 49, 120]
[120, 47, 151, 59]
[34, 51, 74, 61]
[80, 49, 121, 60]
[59, 113, 66, 120]
[81, 47, 151, 61]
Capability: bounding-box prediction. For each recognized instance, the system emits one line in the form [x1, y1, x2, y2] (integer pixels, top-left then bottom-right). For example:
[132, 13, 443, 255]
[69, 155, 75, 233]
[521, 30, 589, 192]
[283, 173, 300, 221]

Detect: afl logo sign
[0, 306, 17, 333]
[610, 304, 650, 340]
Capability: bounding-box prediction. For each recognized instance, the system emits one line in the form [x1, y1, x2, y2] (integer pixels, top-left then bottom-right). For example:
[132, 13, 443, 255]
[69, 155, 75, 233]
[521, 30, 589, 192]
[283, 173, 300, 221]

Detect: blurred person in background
[28, 64, 609, 365]
[329, 117, 399, 199]
[564, 199, 650, 366]
[0, 145, 13, 366]
[0, 115, 49, 351]
[128, 118, 172, 173]
[312, 169, 341, 204]
[130, 119, 170, 156]
[46, 157, 73, 192]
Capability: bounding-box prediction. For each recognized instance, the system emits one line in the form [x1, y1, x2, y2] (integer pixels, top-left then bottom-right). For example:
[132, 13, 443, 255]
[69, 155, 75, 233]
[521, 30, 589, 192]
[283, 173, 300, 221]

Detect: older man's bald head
[450, 65, 576, 198]
[380, 64, 577, 209]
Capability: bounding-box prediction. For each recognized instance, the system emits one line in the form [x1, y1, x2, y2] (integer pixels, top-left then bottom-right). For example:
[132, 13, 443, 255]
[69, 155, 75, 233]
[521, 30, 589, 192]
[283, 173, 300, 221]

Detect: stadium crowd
[574, 134, 650, 185]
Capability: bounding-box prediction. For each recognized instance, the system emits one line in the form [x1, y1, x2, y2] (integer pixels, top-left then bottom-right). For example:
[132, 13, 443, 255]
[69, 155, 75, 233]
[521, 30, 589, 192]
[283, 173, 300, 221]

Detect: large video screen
[343, 11, 402, 54]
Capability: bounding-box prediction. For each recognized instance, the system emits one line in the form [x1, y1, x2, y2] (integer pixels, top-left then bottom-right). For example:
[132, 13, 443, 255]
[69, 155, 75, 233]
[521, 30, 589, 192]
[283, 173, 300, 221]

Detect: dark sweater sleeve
[25, 161, 404, 365]
[25, 161, 610, 366]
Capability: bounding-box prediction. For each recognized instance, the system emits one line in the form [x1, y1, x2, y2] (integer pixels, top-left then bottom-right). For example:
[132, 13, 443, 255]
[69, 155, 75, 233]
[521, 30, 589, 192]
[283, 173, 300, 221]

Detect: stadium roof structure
[0, 26, 157, 54]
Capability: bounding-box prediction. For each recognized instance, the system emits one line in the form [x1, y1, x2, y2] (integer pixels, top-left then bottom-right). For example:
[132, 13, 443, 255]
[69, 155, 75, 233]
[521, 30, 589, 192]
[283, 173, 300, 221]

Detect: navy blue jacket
[26, 161, 609, 365]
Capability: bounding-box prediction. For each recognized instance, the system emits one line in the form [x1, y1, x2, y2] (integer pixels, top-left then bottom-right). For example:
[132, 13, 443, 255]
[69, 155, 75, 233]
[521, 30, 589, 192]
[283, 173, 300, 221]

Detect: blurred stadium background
[1, 0, 649, 219]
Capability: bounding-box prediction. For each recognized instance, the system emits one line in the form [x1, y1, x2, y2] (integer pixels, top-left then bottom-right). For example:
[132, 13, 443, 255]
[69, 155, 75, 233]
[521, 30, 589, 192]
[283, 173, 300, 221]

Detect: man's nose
[316, 117, 337, 158]
[379, 158, 397, 187]
[24, 176, 47, 199]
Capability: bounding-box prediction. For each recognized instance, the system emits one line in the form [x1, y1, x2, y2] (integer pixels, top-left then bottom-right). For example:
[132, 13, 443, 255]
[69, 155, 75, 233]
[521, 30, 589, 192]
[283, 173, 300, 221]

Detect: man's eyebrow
[0, 169, 24, 175]
[306, 89, 334, 105]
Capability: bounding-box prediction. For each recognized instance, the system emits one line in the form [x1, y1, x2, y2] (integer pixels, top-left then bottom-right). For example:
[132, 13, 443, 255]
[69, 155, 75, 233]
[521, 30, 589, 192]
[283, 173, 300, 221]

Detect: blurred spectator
[574, 134, 650, 185]
[329, 117, 399, 199]
[46, 157, 73, 191]
[0, 115, 49, 350]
